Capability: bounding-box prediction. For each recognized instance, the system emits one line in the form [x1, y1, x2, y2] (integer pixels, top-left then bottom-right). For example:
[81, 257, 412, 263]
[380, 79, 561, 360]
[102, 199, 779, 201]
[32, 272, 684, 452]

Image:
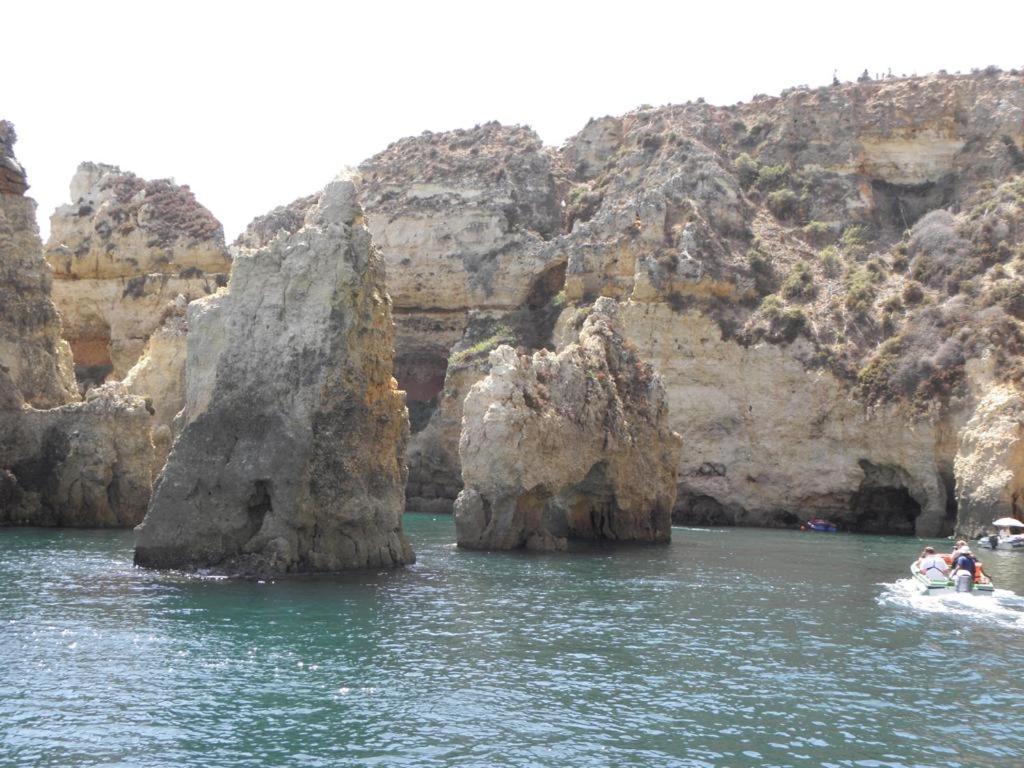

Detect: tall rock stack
[455, 298, 682, 551]
[0, 121, 78, 408]
[134, 173, 414, 574]
[0, 121, 153, 527]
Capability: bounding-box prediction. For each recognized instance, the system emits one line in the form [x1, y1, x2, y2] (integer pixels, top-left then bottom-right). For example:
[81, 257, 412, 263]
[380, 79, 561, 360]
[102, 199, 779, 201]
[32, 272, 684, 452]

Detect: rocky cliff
[236, 124, 569, 515]
[455, 298, 681, 550]
[134, 173, 413, 574]
[0, 121, 154, 527]
[0, 122, 77, 408]
[347, 70, 1022, 537]
[45, 163, 230, 386]
[358, 123, 567, 514]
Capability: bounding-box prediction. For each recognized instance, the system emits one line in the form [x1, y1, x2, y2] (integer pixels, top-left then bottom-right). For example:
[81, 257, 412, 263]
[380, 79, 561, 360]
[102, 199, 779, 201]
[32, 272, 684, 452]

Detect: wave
[877, 578, 1024, 630]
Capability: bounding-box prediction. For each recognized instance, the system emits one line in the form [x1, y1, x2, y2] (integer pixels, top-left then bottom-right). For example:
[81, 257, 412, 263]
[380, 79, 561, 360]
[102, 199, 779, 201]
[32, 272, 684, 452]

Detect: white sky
[5, 1, 1023, 242]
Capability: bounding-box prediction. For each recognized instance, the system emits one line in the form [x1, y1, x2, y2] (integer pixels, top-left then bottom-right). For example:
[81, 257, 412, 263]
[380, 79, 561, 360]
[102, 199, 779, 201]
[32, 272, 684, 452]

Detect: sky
[5, 1, 1024, 241]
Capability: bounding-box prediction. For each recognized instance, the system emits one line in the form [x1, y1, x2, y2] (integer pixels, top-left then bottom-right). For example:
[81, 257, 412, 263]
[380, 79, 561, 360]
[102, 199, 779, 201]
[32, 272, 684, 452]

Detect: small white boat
[910, 562, 994, 596]
[977, 517, 1024, 550]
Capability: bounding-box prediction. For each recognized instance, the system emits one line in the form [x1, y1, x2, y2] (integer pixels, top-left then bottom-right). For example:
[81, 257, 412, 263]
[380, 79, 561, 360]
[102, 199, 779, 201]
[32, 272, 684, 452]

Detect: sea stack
[454, 298, 682, 551]
[134, 173, 413, 574]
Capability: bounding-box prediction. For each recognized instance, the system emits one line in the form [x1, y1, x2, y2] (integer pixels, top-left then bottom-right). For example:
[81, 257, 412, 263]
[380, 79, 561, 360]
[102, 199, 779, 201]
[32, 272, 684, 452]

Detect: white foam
[877, 578, 1024, 630]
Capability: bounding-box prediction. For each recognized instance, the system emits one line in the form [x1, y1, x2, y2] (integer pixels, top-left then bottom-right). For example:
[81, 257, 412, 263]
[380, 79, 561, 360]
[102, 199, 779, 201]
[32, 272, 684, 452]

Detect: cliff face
[134, 174, 413, 574]
[0, 384, 154, 526]
[455, 299, 681, 551]
[356, 123, 568, 514]
[0, 122, 77, 408]
[45, 163, 231, 385]
[341, 70, 1021, 537]
[545, 71, 1024, 536]
[0, 121, 154, 527]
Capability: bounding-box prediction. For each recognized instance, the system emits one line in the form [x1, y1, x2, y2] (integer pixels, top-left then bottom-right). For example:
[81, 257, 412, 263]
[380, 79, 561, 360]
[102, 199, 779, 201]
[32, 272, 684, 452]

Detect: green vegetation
[839, 225, 868, 257]
[844, 267, 877, 314]
[756, 163, 790, 191]
[766, 189, 798, 219]
[818, 245, 841, 276]
[735, 153, 759, 189]
[802, 221, 831, 246]
[781, 262, 816, 301]
[449, 326, 513, 365]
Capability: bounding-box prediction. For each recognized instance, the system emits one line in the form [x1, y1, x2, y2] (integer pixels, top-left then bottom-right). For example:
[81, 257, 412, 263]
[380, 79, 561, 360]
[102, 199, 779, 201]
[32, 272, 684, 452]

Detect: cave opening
[70, 325, 114, 392]
[244, 479, 272, 540]
[870, 175, 955, 232]
[513, 260, 568, 350]
[394, 352, 448, 433]
[849, 461, 922, 535]
[562, 462, 624, 541]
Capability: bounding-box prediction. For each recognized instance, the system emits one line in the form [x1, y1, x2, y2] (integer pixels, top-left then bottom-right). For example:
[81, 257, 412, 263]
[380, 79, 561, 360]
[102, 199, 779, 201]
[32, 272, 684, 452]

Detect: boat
[910, 562, 994, 596]
[977, 517, 1024, 550]
[805, 518, 837, 532]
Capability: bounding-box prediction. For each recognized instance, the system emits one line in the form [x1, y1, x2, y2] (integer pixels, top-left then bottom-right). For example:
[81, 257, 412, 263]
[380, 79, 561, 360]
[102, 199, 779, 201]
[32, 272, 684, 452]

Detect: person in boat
[916, 546, 950, 580]
[942, 540, 968, 567]
[950, 547, 979, 589]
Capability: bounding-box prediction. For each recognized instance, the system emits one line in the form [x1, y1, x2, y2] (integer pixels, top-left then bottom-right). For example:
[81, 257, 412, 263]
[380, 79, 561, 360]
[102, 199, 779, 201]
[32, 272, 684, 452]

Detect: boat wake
[877, 578, 1024, 631]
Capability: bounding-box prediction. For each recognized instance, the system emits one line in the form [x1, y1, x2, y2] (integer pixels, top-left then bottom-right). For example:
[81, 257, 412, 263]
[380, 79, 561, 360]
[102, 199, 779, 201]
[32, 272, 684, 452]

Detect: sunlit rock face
[1, 121, 154, 527]
[542, 71, 1024, 537]
[134, 175, 413, 575]
[45, 162, 231, 385]
[0, 121, 77, 408]
[954, 359, 1024, 537]
[455, 299, 681, 551]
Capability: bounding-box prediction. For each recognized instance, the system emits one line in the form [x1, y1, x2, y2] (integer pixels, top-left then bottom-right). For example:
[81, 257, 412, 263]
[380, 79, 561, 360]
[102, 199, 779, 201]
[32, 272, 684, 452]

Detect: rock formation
[122, 305, 188, 472]
[134, 173, 413, 574]
[954, 359, 1024, 535]
[0, 383, 154, 526]
[545, 71, 1024, 537]
[455, 298, 681, 551]
[358, 123, 567, 514]
[235, 125, 569, 515]
[0, 122, 78, 408]
[1, 121, 154, 527]
[45, 162, 230, 386]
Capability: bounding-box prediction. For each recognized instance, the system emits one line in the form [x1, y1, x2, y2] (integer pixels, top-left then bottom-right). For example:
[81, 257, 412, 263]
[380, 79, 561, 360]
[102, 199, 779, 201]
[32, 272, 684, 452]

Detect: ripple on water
[2, 522, 1024, 767]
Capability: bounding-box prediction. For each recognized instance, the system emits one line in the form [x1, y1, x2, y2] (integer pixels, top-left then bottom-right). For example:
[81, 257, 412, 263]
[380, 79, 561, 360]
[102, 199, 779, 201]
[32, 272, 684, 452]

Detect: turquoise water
[3, 516, 1024, 768]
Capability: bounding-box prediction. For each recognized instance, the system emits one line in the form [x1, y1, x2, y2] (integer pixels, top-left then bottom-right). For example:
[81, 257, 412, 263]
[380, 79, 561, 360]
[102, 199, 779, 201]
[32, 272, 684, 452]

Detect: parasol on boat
[992, 517, 1024, 528]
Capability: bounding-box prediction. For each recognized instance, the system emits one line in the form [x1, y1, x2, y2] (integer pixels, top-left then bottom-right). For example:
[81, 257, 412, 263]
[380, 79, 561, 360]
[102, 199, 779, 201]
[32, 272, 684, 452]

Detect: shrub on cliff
[767, 189, 798, 219]
[844, 267, 878, 315]
[908, 210, 970, 287]
[781, 262, 816, 301]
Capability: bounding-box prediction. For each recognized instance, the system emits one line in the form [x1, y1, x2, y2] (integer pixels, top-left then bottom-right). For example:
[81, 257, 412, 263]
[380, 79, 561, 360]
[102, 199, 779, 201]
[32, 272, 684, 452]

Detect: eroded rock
[1, 123, 154, 527]
[45, 163, 231, 384]
[134, 174, 413, 574]
[455, 298, 681, 551]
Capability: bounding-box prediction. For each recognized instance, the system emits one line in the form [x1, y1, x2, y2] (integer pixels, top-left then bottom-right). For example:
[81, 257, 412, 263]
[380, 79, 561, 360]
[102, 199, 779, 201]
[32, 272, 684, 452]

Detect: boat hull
[910, 563, 994, 596]
[978, 534, 1024, 551]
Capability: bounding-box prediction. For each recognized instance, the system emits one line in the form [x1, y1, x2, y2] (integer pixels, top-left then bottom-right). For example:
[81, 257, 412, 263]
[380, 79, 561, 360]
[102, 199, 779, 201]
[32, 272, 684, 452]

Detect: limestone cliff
[546, 70, 1024, 536]
[954, 359, 1024, 535]
[45, 163, 231, 385]
[1, 122, 154, 527]
[134, 174, 413, 574]
[455, 299, 681, 551]
[358, 123, 567, 514]
[0, 384, 154, 526]
[122, 306, 188, 473]
[0, 121, 77, 408]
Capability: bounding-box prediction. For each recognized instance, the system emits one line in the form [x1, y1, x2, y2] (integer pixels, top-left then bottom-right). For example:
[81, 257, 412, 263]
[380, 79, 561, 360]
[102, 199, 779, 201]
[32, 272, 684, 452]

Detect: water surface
[2, 517, 1024, 767]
